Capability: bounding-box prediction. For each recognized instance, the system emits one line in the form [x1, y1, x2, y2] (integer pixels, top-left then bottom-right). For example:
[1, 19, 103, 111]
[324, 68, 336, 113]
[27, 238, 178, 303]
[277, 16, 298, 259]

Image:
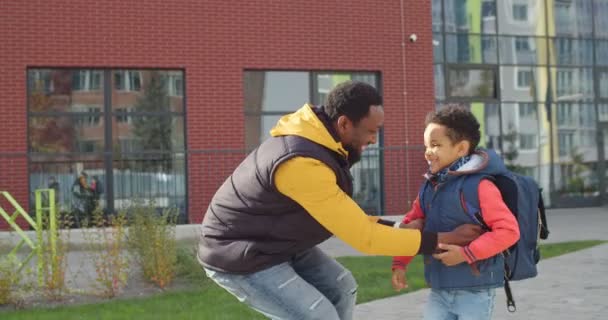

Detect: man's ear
[336, 115, 352, 132]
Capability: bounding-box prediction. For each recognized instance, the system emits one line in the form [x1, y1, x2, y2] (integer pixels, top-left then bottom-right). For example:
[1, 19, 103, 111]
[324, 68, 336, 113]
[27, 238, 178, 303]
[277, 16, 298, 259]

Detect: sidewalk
[0, 206, 606, 318]
[348, 207, 608, 320]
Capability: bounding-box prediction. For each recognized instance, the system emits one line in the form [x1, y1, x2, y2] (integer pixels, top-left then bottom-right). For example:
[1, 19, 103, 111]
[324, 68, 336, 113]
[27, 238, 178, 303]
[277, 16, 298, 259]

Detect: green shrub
[127, 202, 178, 289]
[82, 208, 130, 298]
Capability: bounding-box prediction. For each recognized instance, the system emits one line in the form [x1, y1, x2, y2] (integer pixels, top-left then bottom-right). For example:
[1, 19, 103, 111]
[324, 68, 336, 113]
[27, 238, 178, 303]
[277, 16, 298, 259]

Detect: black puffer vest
[198, 120, 352, 274]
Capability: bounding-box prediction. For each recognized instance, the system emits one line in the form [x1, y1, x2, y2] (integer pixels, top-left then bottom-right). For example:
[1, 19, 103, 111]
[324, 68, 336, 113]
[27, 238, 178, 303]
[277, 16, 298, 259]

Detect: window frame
[26, 67, 188, 221]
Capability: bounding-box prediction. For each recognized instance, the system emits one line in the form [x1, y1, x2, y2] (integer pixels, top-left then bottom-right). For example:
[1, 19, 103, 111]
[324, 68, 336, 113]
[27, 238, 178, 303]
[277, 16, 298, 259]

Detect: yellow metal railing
[0, 189, 57, 286]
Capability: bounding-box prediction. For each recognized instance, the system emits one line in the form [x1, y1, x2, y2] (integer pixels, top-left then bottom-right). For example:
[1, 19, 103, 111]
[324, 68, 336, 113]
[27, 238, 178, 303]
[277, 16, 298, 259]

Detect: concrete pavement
[348, 207, 608, 319]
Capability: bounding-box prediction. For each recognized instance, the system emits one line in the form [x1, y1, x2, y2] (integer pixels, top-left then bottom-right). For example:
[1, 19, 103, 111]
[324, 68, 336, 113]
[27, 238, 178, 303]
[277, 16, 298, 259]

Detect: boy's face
[423, 123, 470, 174]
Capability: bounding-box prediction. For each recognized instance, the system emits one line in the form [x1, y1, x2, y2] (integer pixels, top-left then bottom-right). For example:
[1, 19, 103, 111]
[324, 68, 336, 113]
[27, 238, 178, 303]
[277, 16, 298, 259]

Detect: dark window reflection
[27, 68, 186, 223]
[448, 67, 497, 99]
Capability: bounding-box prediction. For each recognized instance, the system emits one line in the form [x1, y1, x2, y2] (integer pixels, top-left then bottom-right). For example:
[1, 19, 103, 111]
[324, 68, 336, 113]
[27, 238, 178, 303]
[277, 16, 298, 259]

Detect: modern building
[1, 1, 606, 229]
[432, 0, 608, 207]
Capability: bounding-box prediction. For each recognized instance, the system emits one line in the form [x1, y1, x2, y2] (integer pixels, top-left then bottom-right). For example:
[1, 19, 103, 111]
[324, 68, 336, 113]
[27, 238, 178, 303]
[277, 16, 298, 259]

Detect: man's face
[423, 123, 469, 174]
[338, 105, 384, 165]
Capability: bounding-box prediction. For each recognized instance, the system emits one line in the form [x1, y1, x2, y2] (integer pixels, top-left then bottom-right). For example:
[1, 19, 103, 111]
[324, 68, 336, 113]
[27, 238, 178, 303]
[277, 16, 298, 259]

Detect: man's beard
[344, 144, 362, 166]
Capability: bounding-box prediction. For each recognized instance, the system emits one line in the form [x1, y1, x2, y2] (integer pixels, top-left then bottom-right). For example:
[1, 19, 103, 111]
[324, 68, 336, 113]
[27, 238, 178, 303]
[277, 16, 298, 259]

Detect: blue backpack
[461, 172, 550, 312]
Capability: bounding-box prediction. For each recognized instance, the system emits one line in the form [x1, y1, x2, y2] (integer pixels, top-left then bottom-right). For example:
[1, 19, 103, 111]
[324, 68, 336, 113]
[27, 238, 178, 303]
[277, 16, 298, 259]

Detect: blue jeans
[423, 288, 496, 320]
[204, 247, 358, 320]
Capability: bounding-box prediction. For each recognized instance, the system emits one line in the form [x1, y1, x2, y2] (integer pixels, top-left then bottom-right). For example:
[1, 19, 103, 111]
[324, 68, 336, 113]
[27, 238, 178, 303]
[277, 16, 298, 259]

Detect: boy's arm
[460, 179, 520, 264]
[392, 197, 426, 270]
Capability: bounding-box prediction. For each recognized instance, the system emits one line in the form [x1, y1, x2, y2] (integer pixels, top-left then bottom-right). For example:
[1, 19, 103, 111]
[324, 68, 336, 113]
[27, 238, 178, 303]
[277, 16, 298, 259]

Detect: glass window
[433, 33, 444, 63]
[555, 126, 598, 198]
[512, 4, 528, 21]
[552, 0, 593, 37]
[557, 102, 577, 127]
[556, 103, 597, 151]
[434, 65, 445, 100]
[443, 0, 496, 33]
[552, 38, 594, 66]
[112, 155, 186, 216]
[499, 66, 541, 102]
[27, 68, 187, 223]
[553, 68, 594, 101]
[29, 114, 105, 154]
[519, 134, 538, 149]
[519, 102, 537, 118]
[498, 103, 541, 175]
[445, 34, 498, 64]
[599, 70, 608, 99]
[498, 36, 545, 65]
[112, 115, 185, 153]
[599, 103, 608, 122]
[595, 0, 608, 39]
[497, 0, 545, 35]
[447, 67, 497, 99]
[28, 69, 105, 113]
[72, 71, 102, 91]
[242, 71, 383, 215]
[114, 70, 141, 91]
[517, 70, 533, 88]
[597, 41, 608, 65]
[432, 0, 443, 32]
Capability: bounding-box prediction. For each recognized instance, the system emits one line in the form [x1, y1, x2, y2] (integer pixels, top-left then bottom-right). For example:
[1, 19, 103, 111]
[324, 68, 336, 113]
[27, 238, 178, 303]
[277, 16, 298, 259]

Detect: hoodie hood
[270, 104, 349, 158]
[449, 148, 509, 177]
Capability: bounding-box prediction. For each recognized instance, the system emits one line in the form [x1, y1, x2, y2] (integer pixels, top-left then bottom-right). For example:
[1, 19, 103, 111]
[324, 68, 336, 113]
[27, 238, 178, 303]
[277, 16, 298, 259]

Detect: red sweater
[392, 179, 520, 270]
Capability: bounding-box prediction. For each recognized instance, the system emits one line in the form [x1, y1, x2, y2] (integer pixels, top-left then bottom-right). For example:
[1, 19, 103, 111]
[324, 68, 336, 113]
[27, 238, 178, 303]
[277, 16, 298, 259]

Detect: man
[198, 81, 481, 319]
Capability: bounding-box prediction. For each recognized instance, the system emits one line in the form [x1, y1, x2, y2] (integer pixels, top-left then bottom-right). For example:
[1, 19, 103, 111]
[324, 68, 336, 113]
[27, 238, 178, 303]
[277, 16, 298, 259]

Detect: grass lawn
[1, 240, 605, 320]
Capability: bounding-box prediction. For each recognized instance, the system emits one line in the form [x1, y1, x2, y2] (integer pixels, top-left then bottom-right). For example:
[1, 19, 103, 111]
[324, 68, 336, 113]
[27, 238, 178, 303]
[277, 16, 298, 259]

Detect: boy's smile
[423, 123, 470, 174]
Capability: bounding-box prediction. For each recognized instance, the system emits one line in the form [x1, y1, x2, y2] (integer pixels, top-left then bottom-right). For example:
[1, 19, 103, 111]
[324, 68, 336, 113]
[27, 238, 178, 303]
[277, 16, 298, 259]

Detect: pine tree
[132, 72, 172, 170]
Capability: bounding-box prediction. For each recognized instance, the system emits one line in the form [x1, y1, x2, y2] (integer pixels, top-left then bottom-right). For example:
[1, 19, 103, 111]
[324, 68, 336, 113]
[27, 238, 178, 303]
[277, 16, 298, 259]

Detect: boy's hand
[432, 243, 467, 266]
[391, 269, 408, 291]
[398, 219, 424, 230]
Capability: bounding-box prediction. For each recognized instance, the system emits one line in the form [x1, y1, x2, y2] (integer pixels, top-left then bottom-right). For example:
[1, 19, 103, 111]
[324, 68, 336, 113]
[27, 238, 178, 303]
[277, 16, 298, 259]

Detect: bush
[39, 211, 72, 300]
[82, 208, 130, 298]
[127, 202, 178, 289]
[0, 255, 32, 307]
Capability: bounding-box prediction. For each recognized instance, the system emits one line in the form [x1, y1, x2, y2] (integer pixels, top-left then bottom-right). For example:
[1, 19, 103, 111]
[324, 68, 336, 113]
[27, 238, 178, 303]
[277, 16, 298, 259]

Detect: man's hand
[398, 219, 424, 230]
[391, 269, 408, 291]
[432, 243, 467, 266]
[438, 224, 482, 246]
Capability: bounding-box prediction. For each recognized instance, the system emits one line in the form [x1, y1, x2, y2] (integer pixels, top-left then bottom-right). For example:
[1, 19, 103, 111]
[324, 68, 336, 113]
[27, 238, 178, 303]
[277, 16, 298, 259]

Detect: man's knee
[336, 269, 358, 298]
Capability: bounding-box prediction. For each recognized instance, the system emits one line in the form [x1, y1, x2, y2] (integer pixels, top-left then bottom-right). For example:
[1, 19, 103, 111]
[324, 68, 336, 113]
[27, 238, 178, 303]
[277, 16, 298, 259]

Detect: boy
[391, 105, 520, 320]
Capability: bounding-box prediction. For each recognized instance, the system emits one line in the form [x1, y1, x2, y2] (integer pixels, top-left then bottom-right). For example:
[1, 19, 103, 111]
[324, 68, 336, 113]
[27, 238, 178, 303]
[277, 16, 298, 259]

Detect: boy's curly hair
[425, 104, 481, 154]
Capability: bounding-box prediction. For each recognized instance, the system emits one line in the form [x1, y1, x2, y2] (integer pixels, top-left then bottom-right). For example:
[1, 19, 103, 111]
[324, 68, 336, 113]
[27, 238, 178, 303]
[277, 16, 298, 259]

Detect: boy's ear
[457, 140, 471, 157]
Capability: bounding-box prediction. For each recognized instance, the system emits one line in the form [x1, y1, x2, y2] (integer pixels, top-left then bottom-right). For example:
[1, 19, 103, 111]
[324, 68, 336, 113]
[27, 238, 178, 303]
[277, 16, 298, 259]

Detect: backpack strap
[418, 182, 430, 215]
[460, 174, 492, 230]
[538, 188, 550, 240]
[461, 174, 518, 312]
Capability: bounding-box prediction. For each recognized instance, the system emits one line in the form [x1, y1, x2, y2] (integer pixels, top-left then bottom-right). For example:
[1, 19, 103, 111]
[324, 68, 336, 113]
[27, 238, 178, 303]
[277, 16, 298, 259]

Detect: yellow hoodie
[271, 104, 422, 256]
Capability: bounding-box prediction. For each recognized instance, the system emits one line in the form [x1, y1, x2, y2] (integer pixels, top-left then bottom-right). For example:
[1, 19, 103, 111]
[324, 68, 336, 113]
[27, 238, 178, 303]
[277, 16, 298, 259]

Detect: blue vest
[419, 174, 504, 290]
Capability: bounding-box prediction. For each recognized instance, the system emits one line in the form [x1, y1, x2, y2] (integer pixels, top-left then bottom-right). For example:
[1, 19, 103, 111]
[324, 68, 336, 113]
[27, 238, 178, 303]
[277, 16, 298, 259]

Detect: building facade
[0, 0, 434, 229]
[432, 0, 608, 207]
[1, 1, 605, 229]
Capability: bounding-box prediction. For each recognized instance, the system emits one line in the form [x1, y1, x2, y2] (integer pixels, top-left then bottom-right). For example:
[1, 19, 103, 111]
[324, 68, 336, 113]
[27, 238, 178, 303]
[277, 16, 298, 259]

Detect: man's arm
[274, 157, 480, 256]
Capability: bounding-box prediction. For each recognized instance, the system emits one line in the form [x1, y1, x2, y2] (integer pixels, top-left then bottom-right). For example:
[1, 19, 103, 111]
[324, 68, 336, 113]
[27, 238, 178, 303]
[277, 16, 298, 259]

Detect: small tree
[566, 148, 589, 195]
[132, 72, 172, 171]
[127, 201, 178, 289]
[502, 126, 526, 174]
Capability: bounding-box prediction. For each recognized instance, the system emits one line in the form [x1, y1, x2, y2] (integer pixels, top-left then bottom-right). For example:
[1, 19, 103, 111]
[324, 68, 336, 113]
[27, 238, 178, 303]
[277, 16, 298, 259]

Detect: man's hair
[425, 104, 481, 154]
[324, 81, 382, 124]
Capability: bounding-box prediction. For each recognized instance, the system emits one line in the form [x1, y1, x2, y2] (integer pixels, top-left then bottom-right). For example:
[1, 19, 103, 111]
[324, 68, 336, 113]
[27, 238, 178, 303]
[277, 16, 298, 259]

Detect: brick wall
[0, 0, 434, 226]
